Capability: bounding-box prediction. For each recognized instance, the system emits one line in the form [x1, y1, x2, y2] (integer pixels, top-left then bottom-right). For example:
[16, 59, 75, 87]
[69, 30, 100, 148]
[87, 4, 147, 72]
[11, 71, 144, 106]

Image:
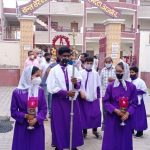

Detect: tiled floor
[0, 86, 150, 150]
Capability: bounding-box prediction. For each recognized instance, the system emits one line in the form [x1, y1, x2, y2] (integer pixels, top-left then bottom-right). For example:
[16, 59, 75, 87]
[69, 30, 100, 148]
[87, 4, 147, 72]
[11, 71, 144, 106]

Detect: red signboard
[87, 0, 121, 18]
[19, 0, 50, 15]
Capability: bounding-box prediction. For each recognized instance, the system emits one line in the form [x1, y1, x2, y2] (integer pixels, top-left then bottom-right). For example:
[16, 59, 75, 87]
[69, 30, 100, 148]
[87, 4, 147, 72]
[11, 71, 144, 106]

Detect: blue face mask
[68, 60, 73, 65]
[130, 74, 137, 80]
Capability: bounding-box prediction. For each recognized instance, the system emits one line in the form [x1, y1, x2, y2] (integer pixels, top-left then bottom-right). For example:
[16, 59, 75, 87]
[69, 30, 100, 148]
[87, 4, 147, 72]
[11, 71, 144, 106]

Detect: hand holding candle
[119, 96, 129, 126]
[27, 97, 38, 130]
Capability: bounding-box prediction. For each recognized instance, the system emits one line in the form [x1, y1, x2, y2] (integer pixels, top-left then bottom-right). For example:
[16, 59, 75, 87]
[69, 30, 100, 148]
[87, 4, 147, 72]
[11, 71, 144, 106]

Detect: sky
[3, 0, 30, 8]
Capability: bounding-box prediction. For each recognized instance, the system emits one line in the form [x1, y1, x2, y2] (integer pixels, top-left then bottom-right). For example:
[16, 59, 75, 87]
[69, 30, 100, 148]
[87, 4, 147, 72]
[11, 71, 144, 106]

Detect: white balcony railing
[35, 30, 83, 45]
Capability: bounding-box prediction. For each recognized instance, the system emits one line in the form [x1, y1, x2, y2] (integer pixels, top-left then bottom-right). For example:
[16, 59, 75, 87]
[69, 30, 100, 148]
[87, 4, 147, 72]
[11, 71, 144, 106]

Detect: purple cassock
[47, 65, 84, 150]
[11, 88, 47, 150]
[79, 69, 101, 129]
[79, 98, 101, 129]
[133, 89, 147, 131]
[102, 81, 138, 150]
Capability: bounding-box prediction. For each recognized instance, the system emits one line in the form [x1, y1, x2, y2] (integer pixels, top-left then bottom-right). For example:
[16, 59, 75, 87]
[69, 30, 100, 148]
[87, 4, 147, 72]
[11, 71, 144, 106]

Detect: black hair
[31, 66, 40, 75]
[85, 57, 94, 63]
[58, 46, 71, 55]
[116, 62, 124, 70]
[130, 66, 139, 73]
[28, 50, 33, 56]
[94, 55, 97, 59]
[44, 52, 51, 57]
[81, 53, 89, 58]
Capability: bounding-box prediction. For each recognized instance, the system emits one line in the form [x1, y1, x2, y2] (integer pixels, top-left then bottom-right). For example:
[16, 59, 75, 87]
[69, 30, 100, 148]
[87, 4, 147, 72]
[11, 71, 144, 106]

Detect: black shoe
[93, 131, 99, 138]
[83, 129, 87, 138]
[72, 148, 78, 150]
[55, 148, 59, 150]
[83, 132, 87, 138]
[135, 131, 143, 138]
[132, 130, 135, 135]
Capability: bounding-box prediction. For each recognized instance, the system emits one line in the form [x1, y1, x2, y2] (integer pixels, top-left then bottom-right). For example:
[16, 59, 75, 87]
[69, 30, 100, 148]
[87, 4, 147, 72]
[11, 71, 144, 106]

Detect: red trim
[52, 35, 70, 48]
[3, 8, 16, 13]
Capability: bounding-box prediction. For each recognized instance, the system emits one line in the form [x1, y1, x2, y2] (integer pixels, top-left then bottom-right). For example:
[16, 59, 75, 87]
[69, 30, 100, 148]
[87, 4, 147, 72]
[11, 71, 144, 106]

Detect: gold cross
[68, 29, 77, 55]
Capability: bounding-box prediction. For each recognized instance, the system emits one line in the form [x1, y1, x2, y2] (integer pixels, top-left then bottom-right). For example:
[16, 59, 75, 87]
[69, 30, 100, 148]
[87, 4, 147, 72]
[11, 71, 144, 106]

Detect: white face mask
[31, 77, 41, 85]
[105, 63, 112, 69]
[85, 64, 93, 70]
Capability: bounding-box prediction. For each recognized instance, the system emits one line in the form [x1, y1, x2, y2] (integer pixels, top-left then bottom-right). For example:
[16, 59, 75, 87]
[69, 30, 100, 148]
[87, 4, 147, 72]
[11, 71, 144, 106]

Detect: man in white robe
[46, 46, 83, 150]
[79, 57, 101, 138]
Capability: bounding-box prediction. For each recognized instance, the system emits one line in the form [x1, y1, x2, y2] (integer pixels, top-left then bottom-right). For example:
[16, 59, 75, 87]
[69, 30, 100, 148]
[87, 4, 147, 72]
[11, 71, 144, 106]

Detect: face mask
[38, 53, 43, 58]
[105, 63, 112, 69]
[81, 59, 85, 63]
[116, 73, 123, 80]
[68, 60, 74, 65]
[61, 58, 69, 66]
[130, 74, 137, 80]
[30, 55, 35, 60]
[46, 57, 50, 62]
[31, 77, 41, 85]
[85, 64, 93, 70]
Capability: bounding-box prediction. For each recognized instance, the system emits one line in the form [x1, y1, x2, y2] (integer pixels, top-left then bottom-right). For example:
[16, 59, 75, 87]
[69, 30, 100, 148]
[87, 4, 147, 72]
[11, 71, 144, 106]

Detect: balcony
[3, 26, 20, 41]
[85, 26, 135, 39]
[35, 29, 83, 45]
[86, 27, 105, 39]
[50, 31, 83, 45]
[121, 27, 135, 39]
[51, 26, 81, 32]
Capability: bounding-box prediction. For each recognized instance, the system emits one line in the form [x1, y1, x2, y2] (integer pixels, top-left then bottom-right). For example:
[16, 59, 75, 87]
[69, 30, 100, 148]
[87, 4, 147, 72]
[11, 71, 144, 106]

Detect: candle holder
[27, 97, 38, 130]
[119, 97, 129, 126]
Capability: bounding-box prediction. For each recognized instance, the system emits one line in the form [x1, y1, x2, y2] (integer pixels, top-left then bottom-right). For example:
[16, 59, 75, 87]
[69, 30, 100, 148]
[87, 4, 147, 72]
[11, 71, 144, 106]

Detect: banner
[19, 0, 50, 15]
[87, 0, 121, 18]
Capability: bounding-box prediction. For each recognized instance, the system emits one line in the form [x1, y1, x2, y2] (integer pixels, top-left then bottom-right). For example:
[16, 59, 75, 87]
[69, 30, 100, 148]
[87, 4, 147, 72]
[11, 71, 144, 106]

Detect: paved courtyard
[0, 86, 150, 150]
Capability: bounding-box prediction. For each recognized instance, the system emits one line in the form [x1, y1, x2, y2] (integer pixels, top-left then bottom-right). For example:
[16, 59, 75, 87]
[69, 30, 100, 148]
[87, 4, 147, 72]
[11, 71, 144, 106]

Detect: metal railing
[51, 26, 80, 32]
[86, 27, 105, 32]
[3, 26, 20, 41]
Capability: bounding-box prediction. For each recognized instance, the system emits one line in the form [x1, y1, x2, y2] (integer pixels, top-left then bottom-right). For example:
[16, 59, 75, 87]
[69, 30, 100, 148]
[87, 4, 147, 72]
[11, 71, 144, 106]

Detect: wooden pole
[68, 29, 77, 150]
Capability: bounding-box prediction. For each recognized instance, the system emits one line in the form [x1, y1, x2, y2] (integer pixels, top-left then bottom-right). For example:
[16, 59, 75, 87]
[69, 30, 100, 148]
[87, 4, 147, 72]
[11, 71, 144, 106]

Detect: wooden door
[71, 22, 78, 32]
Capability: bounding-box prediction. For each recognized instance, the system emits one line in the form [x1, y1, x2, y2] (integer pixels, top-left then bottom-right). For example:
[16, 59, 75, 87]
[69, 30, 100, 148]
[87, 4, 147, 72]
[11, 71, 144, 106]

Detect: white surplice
[46, 64, 82, 94]
[131, 78, 148, 105]
[80, 69, 101, 102]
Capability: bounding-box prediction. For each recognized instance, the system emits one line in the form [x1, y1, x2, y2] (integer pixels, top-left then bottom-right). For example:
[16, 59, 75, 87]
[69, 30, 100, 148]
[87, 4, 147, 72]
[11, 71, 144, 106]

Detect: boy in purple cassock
[102, 62, 138, 150]
[79, 57, 101, 138]
[11, 66, 47, 150]
[130, 66, 148, 137]
[46, 46, 84, 150]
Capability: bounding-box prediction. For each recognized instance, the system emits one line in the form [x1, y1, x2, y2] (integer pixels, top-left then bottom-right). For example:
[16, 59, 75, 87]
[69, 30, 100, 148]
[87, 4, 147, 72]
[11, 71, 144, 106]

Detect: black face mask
[116, 73, 123, 80]
[46, 57, 50, 62]
[130, 74, 137, 80]
[81, 59, 85, 63]
[61, 58, 69, 66]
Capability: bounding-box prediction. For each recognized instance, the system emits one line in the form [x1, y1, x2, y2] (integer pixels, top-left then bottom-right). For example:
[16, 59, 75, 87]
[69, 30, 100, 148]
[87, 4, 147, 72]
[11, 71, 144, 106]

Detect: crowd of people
[10, 46, 148, 150]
